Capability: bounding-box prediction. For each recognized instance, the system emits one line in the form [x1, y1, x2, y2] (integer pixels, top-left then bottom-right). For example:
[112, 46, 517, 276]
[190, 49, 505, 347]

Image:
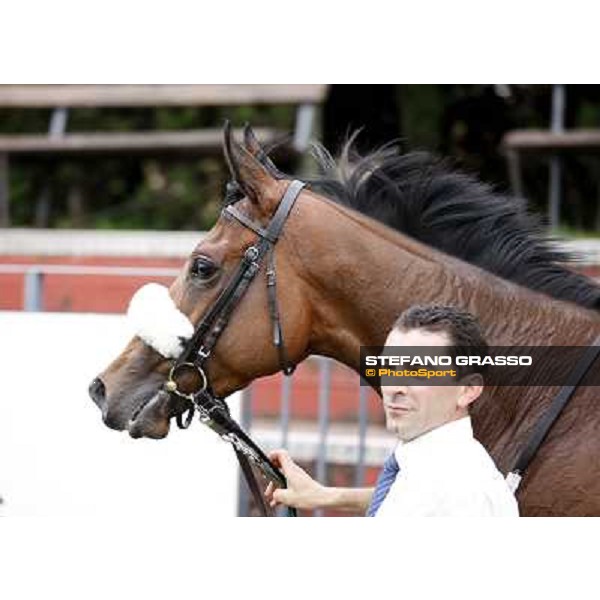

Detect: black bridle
[162, 179, 306, 517]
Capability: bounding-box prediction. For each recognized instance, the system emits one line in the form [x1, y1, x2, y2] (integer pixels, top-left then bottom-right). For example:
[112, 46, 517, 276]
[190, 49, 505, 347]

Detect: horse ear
[223, 120, 242, 183]
[243, 123, 263, 157]
[223, 121, 278, 207]
[243, 124, 284, 179]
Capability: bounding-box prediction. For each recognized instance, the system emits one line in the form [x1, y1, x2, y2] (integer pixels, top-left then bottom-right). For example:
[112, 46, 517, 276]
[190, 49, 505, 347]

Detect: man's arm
[318, 486, 374, 513]
[265, 449, 374, 513]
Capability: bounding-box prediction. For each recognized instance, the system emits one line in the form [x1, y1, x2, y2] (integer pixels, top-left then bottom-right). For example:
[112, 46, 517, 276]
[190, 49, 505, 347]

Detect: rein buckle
[197, 346, 211, 359]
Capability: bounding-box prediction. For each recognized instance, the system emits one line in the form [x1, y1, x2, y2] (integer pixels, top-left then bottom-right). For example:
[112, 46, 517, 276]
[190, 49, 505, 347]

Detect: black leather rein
[162, 179, 306, 517]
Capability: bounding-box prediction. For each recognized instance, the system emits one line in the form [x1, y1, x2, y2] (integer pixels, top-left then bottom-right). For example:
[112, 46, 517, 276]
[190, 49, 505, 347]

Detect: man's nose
[383, 385, 408, 394]
[88, 377, 106, 409]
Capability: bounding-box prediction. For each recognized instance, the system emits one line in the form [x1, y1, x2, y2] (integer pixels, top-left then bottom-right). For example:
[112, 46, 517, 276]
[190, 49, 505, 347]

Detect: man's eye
[190, 257, 219, 280]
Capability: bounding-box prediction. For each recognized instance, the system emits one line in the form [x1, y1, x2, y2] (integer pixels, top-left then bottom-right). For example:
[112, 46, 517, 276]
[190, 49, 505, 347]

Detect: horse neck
[291, 193, 599, 371]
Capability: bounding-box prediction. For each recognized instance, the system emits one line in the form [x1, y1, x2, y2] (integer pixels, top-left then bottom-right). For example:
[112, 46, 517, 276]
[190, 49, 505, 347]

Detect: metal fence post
[314, 357, 331, 517]
[279, 374, 293, 450]
[549, 84, 566, 229]
[24, 269, 44, 311]
[0, 153, 9, 227]
[293, 104, 316, 152]
[354, 383, 369, 487]
[275, 374, 294, 517]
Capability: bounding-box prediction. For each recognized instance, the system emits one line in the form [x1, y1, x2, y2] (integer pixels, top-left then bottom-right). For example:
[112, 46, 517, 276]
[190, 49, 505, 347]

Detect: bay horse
[90, 124, 600, 516]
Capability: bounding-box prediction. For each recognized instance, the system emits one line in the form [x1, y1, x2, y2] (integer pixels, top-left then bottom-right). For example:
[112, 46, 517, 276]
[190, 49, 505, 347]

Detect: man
[264, 304, 519, 516]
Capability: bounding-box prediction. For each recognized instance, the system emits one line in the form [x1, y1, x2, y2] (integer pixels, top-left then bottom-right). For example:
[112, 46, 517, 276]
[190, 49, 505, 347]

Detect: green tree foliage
[3, 85, 600, 231]
[1, 104, 294, 230]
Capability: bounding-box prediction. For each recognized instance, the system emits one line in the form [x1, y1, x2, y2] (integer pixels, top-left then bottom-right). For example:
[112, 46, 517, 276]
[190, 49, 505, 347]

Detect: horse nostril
[88, 377, 106, 409]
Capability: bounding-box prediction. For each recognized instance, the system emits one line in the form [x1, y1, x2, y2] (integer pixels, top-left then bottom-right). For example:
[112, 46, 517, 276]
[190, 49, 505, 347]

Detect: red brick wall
[0, 255, 182, 313]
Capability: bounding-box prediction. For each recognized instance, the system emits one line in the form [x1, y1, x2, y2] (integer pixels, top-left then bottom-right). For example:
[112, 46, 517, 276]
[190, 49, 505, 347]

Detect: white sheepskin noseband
[127, 283, 194, 359]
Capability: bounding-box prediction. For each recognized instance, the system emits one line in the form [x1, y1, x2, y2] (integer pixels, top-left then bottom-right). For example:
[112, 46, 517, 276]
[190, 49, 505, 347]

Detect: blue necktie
[366, 452, 400, 517]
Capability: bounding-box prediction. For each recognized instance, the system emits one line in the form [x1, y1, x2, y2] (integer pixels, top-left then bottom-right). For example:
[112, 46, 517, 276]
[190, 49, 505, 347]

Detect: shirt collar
[394, 416, 473, 464]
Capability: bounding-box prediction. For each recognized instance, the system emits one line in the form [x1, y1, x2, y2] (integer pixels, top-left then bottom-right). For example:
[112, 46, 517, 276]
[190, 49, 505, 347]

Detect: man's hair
[393, 304, 489, 380]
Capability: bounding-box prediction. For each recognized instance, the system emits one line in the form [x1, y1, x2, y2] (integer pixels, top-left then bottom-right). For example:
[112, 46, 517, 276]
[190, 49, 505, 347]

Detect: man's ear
[456, 373, 484, 409]
[223, 121, 282, 213]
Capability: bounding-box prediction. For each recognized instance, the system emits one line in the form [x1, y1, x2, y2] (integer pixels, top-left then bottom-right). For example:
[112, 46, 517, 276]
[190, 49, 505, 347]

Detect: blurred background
[1, 84, 600, 515]
[2, 84, 600, 232]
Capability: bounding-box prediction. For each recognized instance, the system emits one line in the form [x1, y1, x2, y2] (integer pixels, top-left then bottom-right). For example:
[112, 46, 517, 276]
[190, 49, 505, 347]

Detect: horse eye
[190, 256, 219, 280]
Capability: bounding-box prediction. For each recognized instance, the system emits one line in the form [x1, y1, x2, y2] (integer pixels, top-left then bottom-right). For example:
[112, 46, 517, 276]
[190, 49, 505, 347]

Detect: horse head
[88, 124, 314, 439]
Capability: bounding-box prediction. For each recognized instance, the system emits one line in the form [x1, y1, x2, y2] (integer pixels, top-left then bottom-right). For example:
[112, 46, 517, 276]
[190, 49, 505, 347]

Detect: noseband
[163, 179, 305, 516]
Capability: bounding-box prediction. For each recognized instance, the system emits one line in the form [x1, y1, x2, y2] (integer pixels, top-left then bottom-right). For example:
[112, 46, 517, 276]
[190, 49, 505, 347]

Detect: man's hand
[264, 449, 329, 510]
[265, 449, 375, 513]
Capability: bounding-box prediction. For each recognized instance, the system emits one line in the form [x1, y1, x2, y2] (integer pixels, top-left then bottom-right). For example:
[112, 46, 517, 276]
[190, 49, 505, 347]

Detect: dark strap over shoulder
[506, 335, 600, 493]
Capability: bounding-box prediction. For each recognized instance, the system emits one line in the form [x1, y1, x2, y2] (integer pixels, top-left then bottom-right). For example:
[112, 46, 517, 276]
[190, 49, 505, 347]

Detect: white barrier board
[0, 311, 240, 516]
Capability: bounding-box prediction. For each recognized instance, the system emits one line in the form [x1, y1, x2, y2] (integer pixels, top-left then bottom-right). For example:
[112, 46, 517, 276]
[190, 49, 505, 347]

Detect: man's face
[381, 327, 475, 442]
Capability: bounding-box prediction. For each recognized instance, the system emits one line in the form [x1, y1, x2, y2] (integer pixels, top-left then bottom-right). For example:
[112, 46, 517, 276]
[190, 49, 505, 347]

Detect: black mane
[304, 140, 600, 311]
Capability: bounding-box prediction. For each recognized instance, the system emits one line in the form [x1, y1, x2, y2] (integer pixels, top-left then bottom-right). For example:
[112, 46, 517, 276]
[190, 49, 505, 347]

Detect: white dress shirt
[376, 416, 519, 517]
